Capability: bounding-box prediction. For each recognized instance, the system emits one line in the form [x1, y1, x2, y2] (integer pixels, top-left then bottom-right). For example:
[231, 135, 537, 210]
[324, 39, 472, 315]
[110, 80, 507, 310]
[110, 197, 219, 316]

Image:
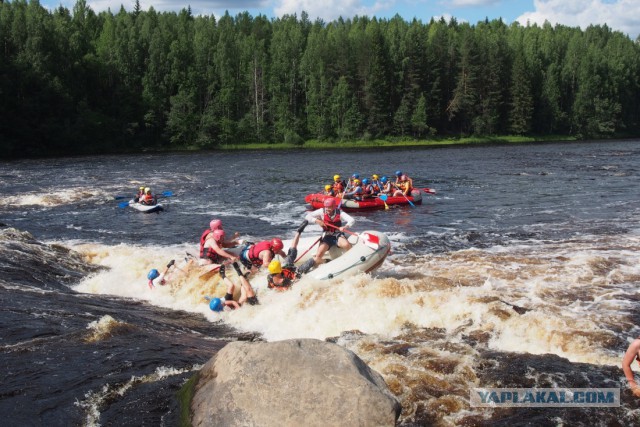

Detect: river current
[1, 140, 640, 425]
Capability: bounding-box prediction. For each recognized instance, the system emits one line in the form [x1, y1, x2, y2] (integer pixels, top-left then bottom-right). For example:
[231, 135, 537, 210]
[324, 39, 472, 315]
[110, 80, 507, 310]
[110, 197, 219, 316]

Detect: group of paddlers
[323, 170, 414, 201]
[148, 198, 357, 312]
[133, 186, 158, 205]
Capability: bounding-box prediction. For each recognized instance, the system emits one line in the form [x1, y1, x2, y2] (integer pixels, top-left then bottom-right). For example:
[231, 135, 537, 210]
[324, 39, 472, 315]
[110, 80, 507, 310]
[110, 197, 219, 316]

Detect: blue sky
[42, 0, 639, 40]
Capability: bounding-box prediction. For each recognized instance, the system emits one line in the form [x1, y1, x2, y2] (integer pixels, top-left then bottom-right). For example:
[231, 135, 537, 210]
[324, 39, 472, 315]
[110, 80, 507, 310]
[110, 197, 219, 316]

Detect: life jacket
[140, 193, 155, 205]
[322, 209, 342, 232]
[332, 181, 344, 193]
[362, 184, 374, 198]
[247, 241, 272, 267]
[199, 229, 221, 261]
[267, 267, 298, 290]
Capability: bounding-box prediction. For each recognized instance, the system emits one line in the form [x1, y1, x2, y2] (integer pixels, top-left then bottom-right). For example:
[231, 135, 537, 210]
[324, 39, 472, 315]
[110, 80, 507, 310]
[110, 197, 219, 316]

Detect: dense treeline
[1, 0, 639, 157]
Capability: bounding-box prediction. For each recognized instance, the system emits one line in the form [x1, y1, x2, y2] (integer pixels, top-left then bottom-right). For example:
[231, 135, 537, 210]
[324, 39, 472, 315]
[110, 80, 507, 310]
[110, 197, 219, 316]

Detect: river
[1, 140, 640, 425]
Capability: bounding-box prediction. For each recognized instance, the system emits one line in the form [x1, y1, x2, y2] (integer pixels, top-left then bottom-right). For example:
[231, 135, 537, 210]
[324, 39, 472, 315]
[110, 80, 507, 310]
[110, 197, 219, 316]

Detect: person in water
[299, 197, 355, 274]
[208, 262, 259, 309]
[147, 259, 176, 289]
[622, 338, 640, 397]
[266, 220, 308, 290]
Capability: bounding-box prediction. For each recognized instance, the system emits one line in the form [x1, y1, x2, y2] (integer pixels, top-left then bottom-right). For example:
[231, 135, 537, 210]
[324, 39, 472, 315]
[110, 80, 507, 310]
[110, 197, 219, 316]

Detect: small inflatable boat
[286, 230, 391, 280]
[224, 230, 390, 281]
[305, 190, 422, 211]
[127, 200, 164, 213]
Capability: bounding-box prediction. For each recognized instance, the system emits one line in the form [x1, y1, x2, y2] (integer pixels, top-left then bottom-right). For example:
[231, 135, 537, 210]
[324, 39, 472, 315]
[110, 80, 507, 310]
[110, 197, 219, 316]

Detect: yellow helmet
[333, 175, 341, 182]
[372, 174, 379, 180]
[268, 260, 282, 275]
[325, 185, 332, 191]
[353, 179, 360, 185]
[144, 187, 151, 193]
[139, 186, 144, 190]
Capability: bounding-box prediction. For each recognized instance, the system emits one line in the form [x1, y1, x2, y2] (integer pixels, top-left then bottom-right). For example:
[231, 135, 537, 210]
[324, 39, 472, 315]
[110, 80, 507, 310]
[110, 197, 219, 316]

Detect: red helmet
[270, 238, 284, 252]
[213, 229, 225, 241]
[323, 197, 336, 208]
[210, 219, 222, 230]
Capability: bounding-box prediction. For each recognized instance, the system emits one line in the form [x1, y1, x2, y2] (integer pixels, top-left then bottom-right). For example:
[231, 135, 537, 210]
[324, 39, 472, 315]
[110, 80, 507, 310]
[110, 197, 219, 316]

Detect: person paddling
[298, 197, 355, 274]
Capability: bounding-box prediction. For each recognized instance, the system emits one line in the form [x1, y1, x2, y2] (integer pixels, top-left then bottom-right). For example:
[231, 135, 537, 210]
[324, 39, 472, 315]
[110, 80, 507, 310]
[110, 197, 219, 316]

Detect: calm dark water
[1, 140, 640, 425]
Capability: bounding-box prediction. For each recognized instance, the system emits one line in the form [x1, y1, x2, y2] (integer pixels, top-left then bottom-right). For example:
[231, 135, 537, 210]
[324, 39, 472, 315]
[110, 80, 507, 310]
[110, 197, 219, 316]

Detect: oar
[294, 237, 321, 262]
[158, 191, 173, 198]
[422, 188, 437, 195]
[118, 201, 131, 208]
[379, 194, 390, 210]
[323, 222, 358, 237]
[393, 184, 415, 208]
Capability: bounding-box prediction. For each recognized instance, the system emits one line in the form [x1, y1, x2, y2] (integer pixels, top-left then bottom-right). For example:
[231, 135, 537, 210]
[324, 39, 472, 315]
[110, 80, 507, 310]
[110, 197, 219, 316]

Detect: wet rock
[190, 338, 401, 426]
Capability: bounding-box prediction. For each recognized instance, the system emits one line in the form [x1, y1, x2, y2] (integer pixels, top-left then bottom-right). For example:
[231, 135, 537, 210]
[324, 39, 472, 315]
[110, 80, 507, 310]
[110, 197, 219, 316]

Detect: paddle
[294, 237, 321, 262]
[393, 184, 415, 208]
[118, 201, 131, 208]
[158, 191, 173, 198]
[422, 188, 437, 195]
[379, 194, 390, 210]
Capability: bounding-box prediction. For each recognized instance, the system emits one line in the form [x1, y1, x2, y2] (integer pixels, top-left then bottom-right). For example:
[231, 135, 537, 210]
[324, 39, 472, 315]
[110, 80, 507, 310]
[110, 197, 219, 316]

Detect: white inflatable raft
[127, 200, 164, 213]
[226, 230, 390, 280]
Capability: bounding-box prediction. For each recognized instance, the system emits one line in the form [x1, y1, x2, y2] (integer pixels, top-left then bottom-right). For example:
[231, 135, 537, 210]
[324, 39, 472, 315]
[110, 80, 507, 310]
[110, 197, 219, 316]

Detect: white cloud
[517, 0, 640, 40]
[273, 0, 393, 21]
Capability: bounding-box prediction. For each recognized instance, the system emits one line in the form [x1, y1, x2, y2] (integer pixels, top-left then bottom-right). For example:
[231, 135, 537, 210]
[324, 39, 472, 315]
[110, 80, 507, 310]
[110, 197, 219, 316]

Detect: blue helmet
[352, 173, 359, 179]
[395, 170, 402, 177]
[362, 178, 370, 185]
[209, 297, 223, 312]
[147, 269, 159, 280]
[381, 176, 388, 183]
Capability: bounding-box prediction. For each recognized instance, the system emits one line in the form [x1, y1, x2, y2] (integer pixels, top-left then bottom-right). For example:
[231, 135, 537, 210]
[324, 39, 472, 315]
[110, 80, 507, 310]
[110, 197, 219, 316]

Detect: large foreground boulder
[191, 338, 401, 426]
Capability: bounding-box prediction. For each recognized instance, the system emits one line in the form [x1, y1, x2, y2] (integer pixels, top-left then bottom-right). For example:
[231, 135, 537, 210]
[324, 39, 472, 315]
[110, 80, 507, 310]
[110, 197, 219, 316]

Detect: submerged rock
[190, 338, 401, 426]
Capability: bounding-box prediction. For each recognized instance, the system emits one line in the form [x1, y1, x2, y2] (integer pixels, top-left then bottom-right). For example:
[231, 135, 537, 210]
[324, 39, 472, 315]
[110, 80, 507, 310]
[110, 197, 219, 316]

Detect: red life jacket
[199, 229, 220, 261]
[322, 209, 342, 232]
[247, 241, 272, 267]
[332, 182, 344, 193]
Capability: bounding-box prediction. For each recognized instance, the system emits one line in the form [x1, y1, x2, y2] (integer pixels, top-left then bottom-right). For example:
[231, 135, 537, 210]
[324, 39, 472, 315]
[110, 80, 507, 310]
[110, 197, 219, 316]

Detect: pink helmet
[213, 229, 225, 241]
[270, 238, 284, 252]
[210, 219, 222, 230]
[323, 197, 336, 208]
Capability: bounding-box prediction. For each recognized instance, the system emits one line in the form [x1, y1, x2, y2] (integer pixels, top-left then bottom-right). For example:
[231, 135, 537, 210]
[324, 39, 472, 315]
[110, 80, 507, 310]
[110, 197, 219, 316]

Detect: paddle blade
[422, 188, 437, 194]
[161, 191, 173, 197]
[118, 201, 130, 208]
[379, 194, 389, 210]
